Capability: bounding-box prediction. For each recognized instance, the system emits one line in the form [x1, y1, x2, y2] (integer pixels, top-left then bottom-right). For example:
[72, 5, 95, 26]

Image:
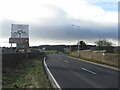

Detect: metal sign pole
[26, 48, 28, 61]
[10, 43, 12, 52]
[26, 40, 29, 61]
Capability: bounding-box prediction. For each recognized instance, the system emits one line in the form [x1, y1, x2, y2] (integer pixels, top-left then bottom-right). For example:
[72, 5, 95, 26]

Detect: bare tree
[95, 39, 114, 53]
[95, 39, 112, 47]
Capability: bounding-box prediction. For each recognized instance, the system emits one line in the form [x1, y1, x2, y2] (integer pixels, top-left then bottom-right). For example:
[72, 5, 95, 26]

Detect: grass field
[2, 54, 51, 88]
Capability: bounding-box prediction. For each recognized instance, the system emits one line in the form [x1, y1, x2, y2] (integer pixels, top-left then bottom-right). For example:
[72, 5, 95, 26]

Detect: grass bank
[2, 53, 51, 88]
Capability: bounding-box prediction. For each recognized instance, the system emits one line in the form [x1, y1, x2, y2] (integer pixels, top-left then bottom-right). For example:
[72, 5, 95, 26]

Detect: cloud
[0, 0, 117, 24]
[52, 0, 117, 24]
[0, 0, 118, 46]
[86, 0, 118, 2]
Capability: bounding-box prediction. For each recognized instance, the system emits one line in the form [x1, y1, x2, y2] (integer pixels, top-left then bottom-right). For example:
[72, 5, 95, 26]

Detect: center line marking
[81, 68, 97, 75]
[65, 60, 68, 63]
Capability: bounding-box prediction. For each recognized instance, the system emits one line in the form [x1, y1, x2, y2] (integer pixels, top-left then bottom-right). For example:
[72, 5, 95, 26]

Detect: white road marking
[65, 60, 68, 63]
[59, 57, 62, 59]
[81, 68, 97, 75]
[44, 57, 61, 89]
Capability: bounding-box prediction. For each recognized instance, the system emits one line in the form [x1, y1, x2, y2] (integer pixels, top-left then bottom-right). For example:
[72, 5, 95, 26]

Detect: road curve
[45, 54, 119, 88]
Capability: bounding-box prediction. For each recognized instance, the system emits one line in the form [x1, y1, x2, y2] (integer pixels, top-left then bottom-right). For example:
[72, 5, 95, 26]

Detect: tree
[95, 39, 114, 53]
[77, 41, 87, 50]
[95, 39, 112, 47]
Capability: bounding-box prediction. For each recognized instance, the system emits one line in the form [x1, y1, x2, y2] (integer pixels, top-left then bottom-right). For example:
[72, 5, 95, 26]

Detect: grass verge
[2, 54, 51, 88]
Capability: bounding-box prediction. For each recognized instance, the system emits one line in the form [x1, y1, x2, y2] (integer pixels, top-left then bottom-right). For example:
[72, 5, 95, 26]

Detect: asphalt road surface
[45, 54, 119, 88]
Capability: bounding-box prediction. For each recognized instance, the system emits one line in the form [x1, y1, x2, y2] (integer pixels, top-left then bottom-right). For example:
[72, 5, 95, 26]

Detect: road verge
[2, 54, 50, 88]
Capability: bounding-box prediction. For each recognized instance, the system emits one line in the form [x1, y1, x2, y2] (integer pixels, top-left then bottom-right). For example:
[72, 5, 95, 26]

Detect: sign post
[9, 24, 29, 60]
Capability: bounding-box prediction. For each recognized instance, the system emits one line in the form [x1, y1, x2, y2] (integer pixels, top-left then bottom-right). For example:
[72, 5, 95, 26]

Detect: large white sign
[11, 24, 29, 38]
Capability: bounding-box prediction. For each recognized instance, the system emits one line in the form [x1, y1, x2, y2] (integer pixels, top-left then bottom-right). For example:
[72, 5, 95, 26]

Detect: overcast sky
[0, 0, 118, 47]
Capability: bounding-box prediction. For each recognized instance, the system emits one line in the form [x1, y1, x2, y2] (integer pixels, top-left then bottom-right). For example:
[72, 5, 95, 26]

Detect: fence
[70, 50, 119, 67]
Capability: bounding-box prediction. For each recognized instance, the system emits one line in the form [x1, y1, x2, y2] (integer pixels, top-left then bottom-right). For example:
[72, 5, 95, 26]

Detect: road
[45, 54, 119, 88]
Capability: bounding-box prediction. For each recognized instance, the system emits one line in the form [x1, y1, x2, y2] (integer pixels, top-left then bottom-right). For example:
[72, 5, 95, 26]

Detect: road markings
[65, 60, 68, 63]
[81, 68, 97, 75]
[44, 57, 61, 90]
[59, 57, 62, 59]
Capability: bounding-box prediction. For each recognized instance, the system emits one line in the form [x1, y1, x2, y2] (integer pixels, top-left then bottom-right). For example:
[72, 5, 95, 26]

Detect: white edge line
[43, 57, 61, 89]
[68, 56, 120, 71]
[81, 68, 97, 75]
